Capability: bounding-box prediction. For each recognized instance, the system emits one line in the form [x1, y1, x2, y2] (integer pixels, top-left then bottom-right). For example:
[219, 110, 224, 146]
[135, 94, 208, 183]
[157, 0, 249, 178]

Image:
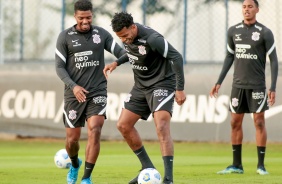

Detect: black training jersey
[55, 25, 125, 101]
[217, 21, 278, 91]
[117, 23, 185, 91]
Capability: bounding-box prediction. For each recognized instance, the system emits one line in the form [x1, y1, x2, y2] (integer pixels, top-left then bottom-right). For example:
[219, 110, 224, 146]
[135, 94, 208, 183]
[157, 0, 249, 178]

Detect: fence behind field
[0, 0, 281, 64]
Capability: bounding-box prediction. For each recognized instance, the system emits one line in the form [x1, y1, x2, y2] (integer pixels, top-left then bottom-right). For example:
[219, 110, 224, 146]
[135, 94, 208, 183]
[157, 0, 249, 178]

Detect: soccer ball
[138, 168, 162, 184]
[54, 149, 71, 169]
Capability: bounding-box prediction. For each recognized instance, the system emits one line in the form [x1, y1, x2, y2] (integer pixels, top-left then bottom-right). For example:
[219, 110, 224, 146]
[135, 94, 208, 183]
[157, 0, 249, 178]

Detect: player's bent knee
[116, 121, 131, 133]
[254, 120, 265, 129]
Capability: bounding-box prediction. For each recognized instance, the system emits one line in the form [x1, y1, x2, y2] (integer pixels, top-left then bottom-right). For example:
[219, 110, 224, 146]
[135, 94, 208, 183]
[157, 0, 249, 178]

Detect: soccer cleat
[81, 177, 93, 184]
[257, 165, 269, 175]
[217, 165, 244, 174]
[128, 168, 145, 184]
[67, 158, 82, 184]
[128, 175, 138, 184]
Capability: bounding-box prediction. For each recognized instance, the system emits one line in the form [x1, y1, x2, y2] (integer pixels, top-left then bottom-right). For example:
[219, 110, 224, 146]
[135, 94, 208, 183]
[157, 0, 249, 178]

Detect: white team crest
[231, 98, 239, 107]
[124, 93, 132, 103]
[252, 32, 260, 41]
[138, 45, 146, 55]
[92, 34, 101, 44]
[68, 110, 77, 120]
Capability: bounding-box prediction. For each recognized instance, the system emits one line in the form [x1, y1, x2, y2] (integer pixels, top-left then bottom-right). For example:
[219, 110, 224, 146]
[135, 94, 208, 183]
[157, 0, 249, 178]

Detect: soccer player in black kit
[210, 0, 278, 175]
[55, 1, 125, 184]
[103, 12, 186, 184]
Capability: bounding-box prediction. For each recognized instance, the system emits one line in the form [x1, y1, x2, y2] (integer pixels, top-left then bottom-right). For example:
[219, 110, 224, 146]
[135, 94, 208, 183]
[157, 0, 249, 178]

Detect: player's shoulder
[60, 26, 77, 36]
[229, 22, 244, 31]
[226, 22, 242, 36]
[91, 25, 111, 35]
[254, 22, 267, 29]
[57, 26, 77, 43]
[138, 24, 164, 44]
[254, 22, 272, 34]
[137, 23, 162, 38]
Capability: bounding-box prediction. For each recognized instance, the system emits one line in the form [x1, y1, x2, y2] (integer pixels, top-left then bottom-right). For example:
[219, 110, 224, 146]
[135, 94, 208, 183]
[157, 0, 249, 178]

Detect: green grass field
[0, 138, 281, 184]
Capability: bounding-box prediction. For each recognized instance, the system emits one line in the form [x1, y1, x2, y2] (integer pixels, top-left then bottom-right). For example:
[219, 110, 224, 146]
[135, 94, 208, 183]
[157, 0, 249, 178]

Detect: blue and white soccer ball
[138, 168, 162, 184]
[54, 149, 71, 169]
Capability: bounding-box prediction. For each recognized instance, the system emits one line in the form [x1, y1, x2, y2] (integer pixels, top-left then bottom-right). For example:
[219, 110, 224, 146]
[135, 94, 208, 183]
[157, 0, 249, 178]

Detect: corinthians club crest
[92, 34, 101, 44]
[231, 98, 239, 107]
[252, 32, 260, 41]
[138, 45, 146, 55]
[68, 110, 77, 120]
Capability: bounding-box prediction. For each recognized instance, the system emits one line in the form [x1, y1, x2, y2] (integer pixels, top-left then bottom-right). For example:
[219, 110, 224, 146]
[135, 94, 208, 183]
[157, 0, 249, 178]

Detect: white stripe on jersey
[111, 40, 116, 54]
[98, 105, 107, 115]
[63, 110, 75, 128]
[163, 39, 168, 58]
[267, 42, 275, 56]
[256, 90, 267, 113]
[155, 92, 175, 111]
[227, 44, 234, 54]
[55, 48, 66, 63]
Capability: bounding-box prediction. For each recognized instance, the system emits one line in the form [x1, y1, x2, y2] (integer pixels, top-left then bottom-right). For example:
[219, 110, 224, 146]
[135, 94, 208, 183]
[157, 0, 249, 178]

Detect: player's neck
[244, 19, 256, 26]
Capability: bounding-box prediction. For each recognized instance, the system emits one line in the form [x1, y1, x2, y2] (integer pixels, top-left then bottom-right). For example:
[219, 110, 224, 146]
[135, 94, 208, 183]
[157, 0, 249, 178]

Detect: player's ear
[132, 24, 137, 35]
[131, 24, 136, 30]
[256, 7, 259, 13]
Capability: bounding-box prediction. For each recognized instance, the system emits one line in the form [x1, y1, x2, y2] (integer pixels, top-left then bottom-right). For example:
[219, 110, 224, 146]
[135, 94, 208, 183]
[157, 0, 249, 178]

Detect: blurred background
[0, 0, 281, 142]
[1, 0, 281, 63]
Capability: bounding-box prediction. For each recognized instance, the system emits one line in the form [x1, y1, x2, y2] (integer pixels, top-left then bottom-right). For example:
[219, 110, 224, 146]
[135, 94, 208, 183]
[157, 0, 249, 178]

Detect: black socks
[82, 162, 95, 179]
[163, 156, 173, 182]
[257, 146, 266, 167]
[134, 146, 155, 169]
[70, 154, 79, 168]
[232, 144, 242, 167]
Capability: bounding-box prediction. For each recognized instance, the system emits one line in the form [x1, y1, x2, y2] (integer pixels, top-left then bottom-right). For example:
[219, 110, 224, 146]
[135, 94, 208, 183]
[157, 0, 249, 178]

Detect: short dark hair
[253, 0, 259, 7]
[244, 0, 259, 7]
[111, 12, 134, 32]
[74, 0, 93, 12]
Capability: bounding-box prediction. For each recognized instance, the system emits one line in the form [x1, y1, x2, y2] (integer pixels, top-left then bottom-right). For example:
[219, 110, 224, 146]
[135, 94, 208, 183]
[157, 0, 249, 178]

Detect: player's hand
[103, 61, 118, 79]
[268, 90, 276, 106]
[73, 85, 89, 103]
[175, 90, 186, 105]
[209, 84, 221, 98]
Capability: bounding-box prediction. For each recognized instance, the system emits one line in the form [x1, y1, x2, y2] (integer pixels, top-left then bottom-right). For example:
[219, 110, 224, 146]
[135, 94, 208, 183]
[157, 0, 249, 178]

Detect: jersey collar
[72, 24, 93, 34]
[242, 20, 258, 27]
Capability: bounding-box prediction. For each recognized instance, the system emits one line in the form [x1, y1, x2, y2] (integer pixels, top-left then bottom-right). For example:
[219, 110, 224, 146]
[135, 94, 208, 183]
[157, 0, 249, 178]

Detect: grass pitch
[0, 138, 281, 184]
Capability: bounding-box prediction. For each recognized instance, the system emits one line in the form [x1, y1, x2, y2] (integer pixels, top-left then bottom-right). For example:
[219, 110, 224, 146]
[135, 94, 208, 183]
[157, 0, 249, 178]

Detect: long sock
[232, 144, 242, 167]
[70, 154, 79, 168]
[163, 156, 173, 182]
[133, 146, 154, 169]
[257, 146, 266, 167]
[82, 162, 95, 179]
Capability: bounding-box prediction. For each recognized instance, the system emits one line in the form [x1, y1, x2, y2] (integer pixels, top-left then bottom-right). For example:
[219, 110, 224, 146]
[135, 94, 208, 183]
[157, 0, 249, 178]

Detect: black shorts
[124, 86, 175, 120]
[63, 95, 107, 128]
[229, 87, 268, 113]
